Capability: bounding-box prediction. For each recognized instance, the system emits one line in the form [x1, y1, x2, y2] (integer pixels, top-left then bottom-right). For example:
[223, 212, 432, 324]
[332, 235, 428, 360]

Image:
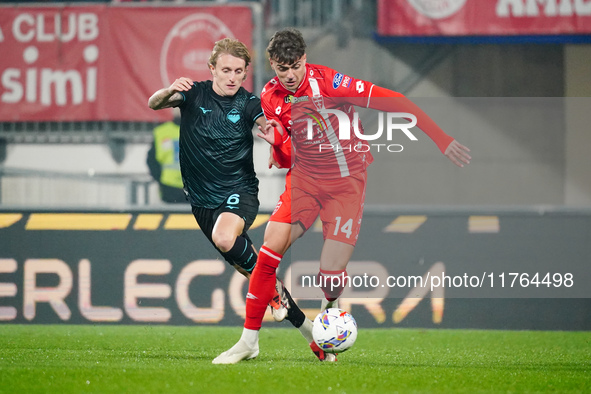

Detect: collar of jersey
[208, 80, 238, 101]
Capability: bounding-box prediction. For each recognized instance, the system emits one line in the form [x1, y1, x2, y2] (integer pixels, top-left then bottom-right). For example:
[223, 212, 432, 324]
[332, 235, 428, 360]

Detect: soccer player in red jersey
[213, 28, 471, 364]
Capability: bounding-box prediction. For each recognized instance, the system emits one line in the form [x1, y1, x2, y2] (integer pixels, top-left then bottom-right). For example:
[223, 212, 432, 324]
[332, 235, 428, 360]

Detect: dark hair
[266, 28, 307, 65]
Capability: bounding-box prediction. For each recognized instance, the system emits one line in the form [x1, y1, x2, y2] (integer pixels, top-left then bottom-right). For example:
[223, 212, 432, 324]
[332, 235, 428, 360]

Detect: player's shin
[244, 246, 282, 330]
[223, 234, 257, 273]
[282, 286, 314, 340]
[318, 269, 348, 304]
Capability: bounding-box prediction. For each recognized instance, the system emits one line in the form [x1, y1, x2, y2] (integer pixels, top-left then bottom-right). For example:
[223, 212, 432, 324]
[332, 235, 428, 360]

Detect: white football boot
[212, 329, 259, 364]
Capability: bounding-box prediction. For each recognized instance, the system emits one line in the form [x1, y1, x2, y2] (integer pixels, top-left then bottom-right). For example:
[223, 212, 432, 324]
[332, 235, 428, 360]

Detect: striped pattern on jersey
[177, 80, 263, 208]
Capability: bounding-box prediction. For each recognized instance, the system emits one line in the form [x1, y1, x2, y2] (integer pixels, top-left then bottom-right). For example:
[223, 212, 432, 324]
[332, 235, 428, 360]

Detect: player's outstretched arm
[148, 77, 193, 110]
[367, 85, 471, 167]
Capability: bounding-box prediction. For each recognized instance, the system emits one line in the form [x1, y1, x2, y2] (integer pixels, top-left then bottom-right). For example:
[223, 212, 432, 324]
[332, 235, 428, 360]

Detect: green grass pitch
[0, 325, 589, 393]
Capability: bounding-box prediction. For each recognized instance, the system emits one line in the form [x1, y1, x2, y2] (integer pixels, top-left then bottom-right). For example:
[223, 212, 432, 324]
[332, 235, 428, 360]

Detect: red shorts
[269, 170, 293, 225]
[270, 169, 367, 246]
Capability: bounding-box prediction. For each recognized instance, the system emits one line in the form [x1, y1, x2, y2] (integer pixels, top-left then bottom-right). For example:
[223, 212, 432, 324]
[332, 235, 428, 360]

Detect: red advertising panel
[0, 5, 253, 122]
[378, 0, 591, 37]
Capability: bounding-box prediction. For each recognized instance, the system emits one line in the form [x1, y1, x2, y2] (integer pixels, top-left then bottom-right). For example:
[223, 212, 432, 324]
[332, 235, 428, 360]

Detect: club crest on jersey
[313, 96, 324, 110]
[227, 108, 241, 123]
[333, 73, 344, 89]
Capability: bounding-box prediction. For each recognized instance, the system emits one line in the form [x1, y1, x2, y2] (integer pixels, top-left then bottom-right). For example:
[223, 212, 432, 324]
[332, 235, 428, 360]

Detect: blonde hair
[208, 38, 252, 69]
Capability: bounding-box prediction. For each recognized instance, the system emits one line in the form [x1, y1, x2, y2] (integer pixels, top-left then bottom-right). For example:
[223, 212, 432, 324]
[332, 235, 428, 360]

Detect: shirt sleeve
[261, 92, 277, 124]
[272, 136, 292, 169]
[176, 82, 199, 109]
[323, 66, 375, 107]
[245, 94, 264, 122]
[324, 66, 454, 153]
[366, 85, 454, 153]
[261, 92, 292, 168]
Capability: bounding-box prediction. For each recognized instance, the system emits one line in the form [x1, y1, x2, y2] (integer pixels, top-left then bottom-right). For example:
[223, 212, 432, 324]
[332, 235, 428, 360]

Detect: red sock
[318, 269, 348, 301]
[244, 246, 282, 330]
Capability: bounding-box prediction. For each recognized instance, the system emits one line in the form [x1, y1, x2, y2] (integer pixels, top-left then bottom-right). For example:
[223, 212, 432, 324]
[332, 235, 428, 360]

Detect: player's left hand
[445, 140, 471, 168]
[257, 119, 284, 146]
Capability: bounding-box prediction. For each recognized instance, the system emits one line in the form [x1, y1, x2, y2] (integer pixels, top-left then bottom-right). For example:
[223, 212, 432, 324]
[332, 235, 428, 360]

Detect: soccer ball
[312, 308, 358, 353]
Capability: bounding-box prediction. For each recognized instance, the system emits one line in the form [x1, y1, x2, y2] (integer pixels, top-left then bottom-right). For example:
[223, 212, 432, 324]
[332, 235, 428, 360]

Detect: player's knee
[262, 227, 297, 255]
[212, 231, 235, 252]
[262, 238, 287, 256]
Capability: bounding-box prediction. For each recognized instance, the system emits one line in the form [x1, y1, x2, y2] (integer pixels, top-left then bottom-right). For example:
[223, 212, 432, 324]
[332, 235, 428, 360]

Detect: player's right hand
[444, 139, 471, 168]
[169, 77, 194, 94]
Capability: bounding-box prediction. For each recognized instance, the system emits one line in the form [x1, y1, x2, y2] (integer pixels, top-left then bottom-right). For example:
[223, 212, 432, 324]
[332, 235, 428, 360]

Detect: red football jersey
[261, 63, 376, 179]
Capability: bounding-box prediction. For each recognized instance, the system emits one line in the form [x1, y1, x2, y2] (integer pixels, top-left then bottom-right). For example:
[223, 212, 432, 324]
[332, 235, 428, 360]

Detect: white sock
[298, 318, 315, 343]
[240, 328, 259, 348]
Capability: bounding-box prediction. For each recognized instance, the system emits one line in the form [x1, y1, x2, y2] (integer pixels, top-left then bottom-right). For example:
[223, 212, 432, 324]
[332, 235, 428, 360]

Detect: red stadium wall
[0, 4, 253, 122]
[378, 0, 591, 37]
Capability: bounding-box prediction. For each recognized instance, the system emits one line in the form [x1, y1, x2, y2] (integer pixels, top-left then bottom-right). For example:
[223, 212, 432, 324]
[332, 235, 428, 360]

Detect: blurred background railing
[0, 167, 155, 206]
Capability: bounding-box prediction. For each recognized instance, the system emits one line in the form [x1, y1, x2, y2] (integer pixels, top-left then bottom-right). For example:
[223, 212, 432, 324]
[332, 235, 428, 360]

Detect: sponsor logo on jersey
[200, 107, 212, 114]
[342, 76, 351, 88]
[227, 108, 241, 123]
[272, 201, 282, 215]
[333, 73, 344, 89]
[284, 95, 310, 104]
[356, 81, 365, 93]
